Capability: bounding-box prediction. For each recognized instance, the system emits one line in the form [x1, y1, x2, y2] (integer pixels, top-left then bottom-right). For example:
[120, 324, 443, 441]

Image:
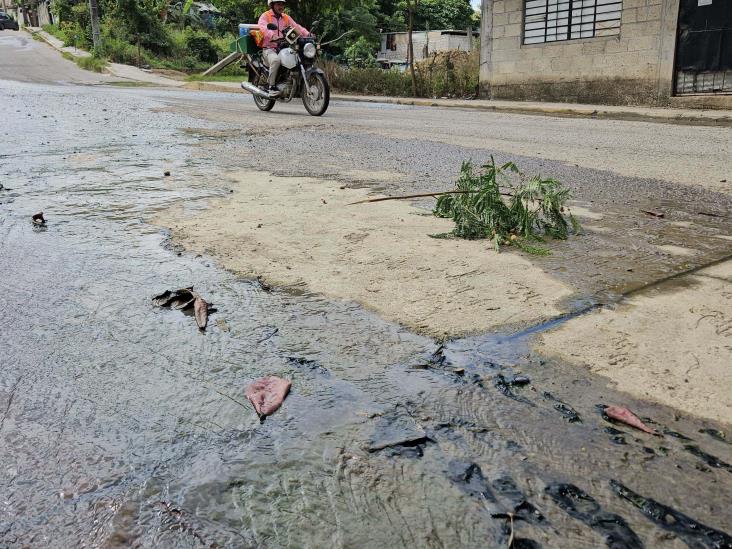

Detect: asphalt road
[2, 31, 730, 194]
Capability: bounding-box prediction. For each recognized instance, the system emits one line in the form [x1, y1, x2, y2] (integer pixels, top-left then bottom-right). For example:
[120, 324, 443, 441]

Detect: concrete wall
[480, 0, 681, 105]
[38, 0, 52, 27]
[379, 31, 475, 62]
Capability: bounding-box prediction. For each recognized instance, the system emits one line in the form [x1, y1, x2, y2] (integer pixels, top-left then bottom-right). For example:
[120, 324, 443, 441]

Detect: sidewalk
[25, 27, 186, 87]
[26, 27, 92, 59]
[26, 27, 732, 126]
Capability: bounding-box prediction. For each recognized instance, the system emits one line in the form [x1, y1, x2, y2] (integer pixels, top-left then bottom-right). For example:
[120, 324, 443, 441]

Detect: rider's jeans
[263, 49, 280, 87]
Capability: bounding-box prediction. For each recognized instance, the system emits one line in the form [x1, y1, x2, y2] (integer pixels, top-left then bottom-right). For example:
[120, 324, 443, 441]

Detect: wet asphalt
[1, 33, 732, 548]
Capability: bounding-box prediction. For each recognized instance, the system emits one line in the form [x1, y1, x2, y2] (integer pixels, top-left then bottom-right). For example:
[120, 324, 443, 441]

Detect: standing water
[1, 80, 730, 548]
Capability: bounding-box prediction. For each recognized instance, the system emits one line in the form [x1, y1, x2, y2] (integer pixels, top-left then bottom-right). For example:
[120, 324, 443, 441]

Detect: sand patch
[569, 205, 604, 220]
[537, 260, 732, 424]
[655, 244, 697, 257]
[154, 172, 573, 338]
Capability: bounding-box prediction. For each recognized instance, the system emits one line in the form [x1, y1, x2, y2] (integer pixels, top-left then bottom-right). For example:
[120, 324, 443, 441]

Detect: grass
[433, 158, 580, 254]
[186, 74, 248, 82]
[61, 51, 108, 73]
[76, 55, 108, 72]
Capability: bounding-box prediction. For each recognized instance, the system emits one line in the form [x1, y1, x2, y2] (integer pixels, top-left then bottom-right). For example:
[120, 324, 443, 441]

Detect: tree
[112, 0, 170, 53]
[416, 0, 474, 30]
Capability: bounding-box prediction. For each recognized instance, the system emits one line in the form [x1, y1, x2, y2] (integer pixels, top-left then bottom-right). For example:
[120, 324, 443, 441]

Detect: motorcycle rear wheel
[302, 73, 330, 116]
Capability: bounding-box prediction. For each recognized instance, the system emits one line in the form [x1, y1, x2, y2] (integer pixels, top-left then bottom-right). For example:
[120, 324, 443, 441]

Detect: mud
[610, 481, 732, 549]
[1, 75, 731, 548]
[546, 483, 643, 548]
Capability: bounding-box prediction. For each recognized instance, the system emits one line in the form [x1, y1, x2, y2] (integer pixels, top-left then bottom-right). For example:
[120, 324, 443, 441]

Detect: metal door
[675, 0, 732, 94]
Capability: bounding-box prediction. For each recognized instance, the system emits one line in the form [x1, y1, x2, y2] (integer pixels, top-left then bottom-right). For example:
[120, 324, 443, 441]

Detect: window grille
[523, 0, 622, 44]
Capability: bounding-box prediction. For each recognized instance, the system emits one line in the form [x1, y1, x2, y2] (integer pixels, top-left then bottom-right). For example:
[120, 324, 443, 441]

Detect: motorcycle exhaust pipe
[241, 82, 274, 99]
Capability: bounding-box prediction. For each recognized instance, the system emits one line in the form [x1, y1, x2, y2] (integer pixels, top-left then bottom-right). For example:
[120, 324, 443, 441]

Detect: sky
[471, 0, 481, 8]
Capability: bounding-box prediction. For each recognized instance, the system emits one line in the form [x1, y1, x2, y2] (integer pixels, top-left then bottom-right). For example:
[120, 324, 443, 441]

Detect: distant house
[378, 29, 479, 67]
[190, 2, 220, 29]
[7, 0, 54, 27]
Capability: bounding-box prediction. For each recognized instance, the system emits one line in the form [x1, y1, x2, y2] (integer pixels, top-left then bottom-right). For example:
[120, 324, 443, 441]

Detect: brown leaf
[604, 405, 657, 435]
[245, 376, 291, 418]
[193, 295, 209, 330]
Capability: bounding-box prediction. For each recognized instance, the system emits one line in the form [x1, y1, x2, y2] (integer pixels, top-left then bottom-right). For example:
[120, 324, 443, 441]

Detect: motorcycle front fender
[304, 67, 326, 80]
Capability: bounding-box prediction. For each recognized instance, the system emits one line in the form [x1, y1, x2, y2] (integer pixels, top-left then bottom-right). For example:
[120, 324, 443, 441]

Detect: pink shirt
[258, 10, 309, 50]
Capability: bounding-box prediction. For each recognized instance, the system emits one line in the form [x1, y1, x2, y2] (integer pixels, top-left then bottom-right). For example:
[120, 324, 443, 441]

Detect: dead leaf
[193, 294, 209, 330]
[245, 376, 291, 418]
[153, 287, 214, 330]
[604, 405, 658, 435]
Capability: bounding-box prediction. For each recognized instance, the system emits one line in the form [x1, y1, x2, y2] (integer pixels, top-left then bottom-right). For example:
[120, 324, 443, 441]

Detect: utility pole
[406, 0, 420, 97]
[479, 0, 493, 98]
[88, 0, 101, 49]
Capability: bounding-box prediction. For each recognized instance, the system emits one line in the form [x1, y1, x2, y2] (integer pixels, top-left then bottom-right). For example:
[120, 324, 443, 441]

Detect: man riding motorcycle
[257, 0, 310, 96]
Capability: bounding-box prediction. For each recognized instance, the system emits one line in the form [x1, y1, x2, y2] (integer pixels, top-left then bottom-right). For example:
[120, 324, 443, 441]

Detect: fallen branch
[640, 209, 665, 219]
[347, 189, 516, 206]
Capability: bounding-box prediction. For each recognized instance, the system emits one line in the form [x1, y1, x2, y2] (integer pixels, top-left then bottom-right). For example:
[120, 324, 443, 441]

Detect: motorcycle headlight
[303, 42, 317, 59]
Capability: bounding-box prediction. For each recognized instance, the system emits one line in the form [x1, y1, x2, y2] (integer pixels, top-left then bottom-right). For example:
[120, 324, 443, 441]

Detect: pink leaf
[604, 405, 657, 435]
[245, 377, 291, 418]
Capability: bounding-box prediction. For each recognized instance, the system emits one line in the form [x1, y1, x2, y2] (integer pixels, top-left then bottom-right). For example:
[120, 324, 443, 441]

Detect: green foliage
[110, 0, 170, 53]
[184, 29, 219, 62]
[59, 50, 108, 73]
[50, 0, 75, 23]
[76, 54, 108, 72]
[322, 60, 414, 96]
[322, 48, 477, 98]
[344, 36, 377, 67]
[210, 0, 258, 34]
[433, 159, 580, 254]
[416, 49, 478, 97]
[415, 0, 475, 30]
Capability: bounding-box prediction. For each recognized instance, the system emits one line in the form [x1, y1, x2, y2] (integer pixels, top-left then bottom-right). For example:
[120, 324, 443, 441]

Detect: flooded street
[2, 35, 732, 549]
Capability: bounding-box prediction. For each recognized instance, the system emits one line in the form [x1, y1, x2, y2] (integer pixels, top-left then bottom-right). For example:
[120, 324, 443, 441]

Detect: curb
[183, 80, 732, 127]
[331, 95, 732, 127]
[24, 27, 91, 59]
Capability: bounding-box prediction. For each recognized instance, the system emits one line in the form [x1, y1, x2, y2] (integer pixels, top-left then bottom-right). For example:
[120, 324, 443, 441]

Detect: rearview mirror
[311, 20, 320, 32]
[267, 23, 277, 30]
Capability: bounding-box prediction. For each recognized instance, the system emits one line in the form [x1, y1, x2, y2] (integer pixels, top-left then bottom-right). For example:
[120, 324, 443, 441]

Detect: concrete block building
[379, 30, 478, 66]
[479, 0, 732, 106]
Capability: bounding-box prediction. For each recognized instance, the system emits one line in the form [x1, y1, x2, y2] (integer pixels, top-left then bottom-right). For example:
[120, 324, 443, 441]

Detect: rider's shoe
[267, 86, 282, 97]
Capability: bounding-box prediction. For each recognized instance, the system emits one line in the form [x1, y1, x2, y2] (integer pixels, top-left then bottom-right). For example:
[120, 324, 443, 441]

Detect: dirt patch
[536, 260, 732, 424]
[154, 172, 573, 339]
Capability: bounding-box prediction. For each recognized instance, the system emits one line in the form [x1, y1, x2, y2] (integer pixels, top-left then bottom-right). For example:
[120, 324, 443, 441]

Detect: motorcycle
[240, 21, 330, 117]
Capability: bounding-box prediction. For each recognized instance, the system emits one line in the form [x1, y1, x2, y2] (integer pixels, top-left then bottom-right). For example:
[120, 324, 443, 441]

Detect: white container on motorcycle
[279, 48, 298, 70]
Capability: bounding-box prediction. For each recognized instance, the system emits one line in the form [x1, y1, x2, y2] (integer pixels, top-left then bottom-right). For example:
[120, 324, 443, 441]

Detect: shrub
[76, 55, 108, 72]
[321, 60, 415, 97]
[344, 36, 378, 68]
[56, 21, 89, 49]
[184, 29, 218, 63]
[415, 50, 478, 98]
[322, 49, 478, 99]
[433, 159, 580, 254]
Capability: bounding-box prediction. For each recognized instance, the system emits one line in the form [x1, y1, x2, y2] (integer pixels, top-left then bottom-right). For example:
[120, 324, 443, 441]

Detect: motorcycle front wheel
[302, 73, 330, 116]
[253, 75, 275, 112]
